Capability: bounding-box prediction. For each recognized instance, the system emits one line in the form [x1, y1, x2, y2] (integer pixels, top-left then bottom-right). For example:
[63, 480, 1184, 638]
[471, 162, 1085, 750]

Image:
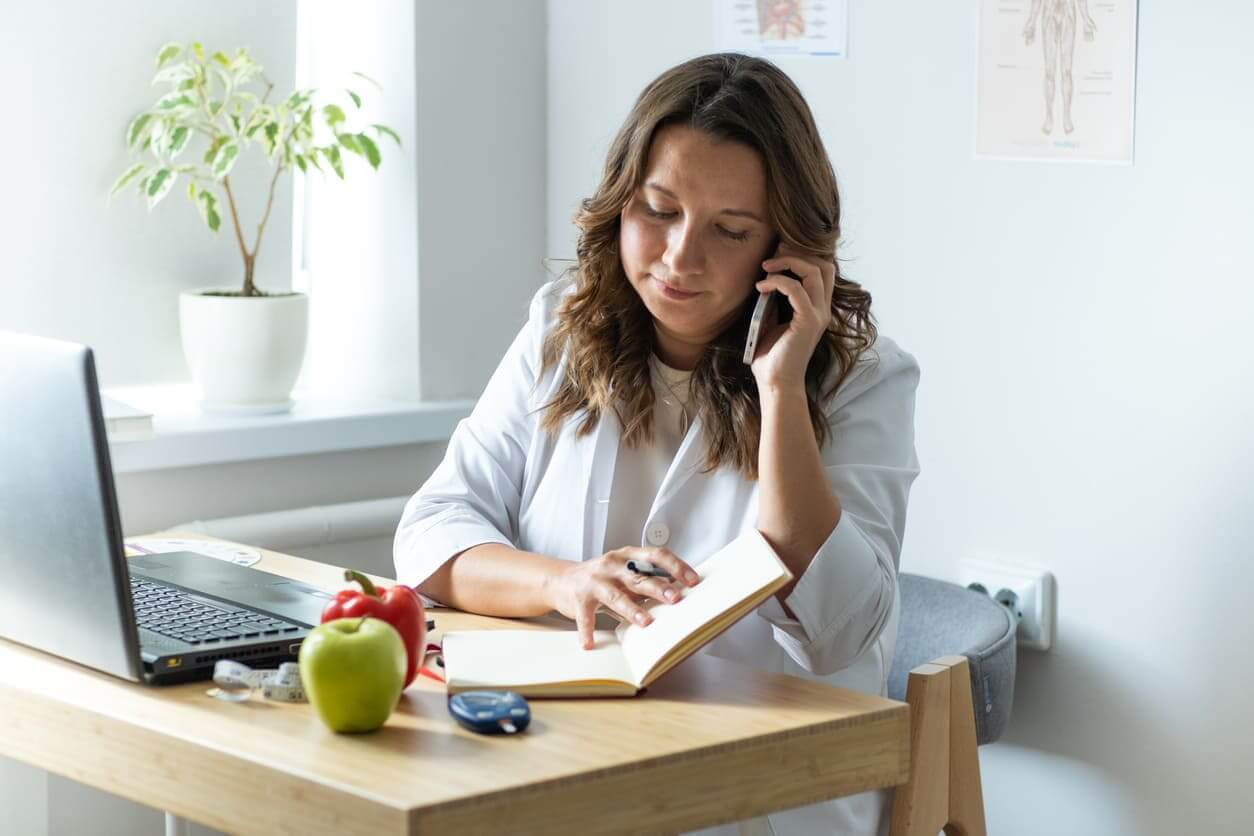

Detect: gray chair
[887, 573, 1018, 836]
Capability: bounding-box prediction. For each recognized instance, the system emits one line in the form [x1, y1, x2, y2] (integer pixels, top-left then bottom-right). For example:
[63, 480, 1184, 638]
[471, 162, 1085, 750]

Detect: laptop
[0, 330, 337, 684]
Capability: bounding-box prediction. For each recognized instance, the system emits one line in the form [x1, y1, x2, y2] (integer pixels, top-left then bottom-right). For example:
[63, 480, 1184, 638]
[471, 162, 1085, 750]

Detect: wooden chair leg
[890, 662, 951, 836]
[937, 655, 987, 836]
[889, 656, 988, 836]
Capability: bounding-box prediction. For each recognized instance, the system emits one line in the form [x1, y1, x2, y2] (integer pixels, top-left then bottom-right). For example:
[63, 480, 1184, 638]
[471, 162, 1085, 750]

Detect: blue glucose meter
[448, 690, 531, 735]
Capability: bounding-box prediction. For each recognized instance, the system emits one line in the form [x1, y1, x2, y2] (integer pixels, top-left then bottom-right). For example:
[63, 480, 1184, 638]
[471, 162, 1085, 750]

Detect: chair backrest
[889, 573, 1017, 745]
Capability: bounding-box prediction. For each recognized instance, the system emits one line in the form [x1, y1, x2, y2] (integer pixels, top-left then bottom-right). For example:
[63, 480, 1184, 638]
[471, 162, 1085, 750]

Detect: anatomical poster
[714, 0, 849, 59]
[976, 0, 1138, 163]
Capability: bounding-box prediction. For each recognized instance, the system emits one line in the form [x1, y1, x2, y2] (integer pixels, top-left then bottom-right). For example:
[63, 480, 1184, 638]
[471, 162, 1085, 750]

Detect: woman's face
[619, 124, 775, 369]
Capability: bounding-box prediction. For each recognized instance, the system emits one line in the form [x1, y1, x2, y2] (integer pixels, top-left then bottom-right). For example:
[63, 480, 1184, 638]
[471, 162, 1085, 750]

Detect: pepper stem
[345, 569, 379, 598]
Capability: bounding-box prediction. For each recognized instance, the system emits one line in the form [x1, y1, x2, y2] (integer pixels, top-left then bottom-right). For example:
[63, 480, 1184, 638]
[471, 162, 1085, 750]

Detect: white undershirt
[603, 355, 694, 551]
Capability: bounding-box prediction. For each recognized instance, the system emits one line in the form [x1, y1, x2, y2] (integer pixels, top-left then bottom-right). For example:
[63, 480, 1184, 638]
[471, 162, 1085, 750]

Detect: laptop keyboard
[130, 577, 303, 645]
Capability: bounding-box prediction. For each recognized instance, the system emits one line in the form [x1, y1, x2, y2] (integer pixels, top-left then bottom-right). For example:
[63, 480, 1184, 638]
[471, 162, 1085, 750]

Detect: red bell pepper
[322, 570, 426, 688]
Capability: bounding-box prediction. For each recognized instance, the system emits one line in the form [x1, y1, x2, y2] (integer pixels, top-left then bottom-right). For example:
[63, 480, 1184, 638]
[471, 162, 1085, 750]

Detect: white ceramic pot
[179, 290, 309, 414]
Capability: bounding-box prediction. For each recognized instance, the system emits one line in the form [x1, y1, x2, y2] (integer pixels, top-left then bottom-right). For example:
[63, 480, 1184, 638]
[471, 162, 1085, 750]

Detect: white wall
[0, 1, 297, 386]
[415, 0, 549, 399]
[548, 1, 1254, 833]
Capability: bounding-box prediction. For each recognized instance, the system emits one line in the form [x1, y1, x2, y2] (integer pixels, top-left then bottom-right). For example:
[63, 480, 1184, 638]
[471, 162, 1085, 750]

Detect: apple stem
[345, 569, 379, 598]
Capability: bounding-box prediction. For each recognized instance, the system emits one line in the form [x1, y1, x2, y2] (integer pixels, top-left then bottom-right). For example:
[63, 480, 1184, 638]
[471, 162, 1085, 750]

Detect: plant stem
[221, 175, 255, 296]
[250, 163, 285, 280]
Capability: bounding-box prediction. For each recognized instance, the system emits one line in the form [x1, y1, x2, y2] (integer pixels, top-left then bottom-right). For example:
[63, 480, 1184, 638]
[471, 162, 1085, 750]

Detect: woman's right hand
[544, 547, 702, 650]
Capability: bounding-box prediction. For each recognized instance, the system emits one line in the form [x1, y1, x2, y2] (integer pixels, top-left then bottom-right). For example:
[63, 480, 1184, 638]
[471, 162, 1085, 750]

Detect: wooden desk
[0, 541, 909, 835]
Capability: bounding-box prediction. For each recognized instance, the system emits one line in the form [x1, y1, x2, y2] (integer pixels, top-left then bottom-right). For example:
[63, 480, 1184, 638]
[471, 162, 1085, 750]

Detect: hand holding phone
[742, 267, 800, 365]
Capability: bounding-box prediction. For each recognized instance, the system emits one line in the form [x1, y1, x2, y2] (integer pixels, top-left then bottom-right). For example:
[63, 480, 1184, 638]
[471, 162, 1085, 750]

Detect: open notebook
[441, 529, 793, 697]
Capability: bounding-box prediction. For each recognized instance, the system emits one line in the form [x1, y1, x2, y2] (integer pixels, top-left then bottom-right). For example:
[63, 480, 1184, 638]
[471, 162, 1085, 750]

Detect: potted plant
[111, 41, 400, 413]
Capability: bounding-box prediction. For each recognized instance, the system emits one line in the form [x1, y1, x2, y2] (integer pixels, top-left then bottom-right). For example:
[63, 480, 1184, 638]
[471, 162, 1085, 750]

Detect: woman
[395, 53, 920, 836]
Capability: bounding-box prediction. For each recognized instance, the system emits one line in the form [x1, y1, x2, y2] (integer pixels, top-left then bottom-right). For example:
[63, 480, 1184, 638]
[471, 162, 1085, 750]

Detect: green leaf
[306, 147, 324, 173]
[244, 105, 272, 137]
[351, 70, 382, 91]
[337, 133, 361, 154]
[167, 125, 191, 157]
[325, 145, 344, 179]
[155, 92, 196, 111]
[196, 188, 221, 232]
[203, 135, 227, 164]
[192, 42, 205, 62]
[284, 89, 311, 110]
[187, 181, 197, 202]
[177, 78, 196, 92]
[148, 118, 167, 153]
[153, 64, 196, 86]
[371, 123, 401, 146]
[110, 163, 147, 197]
[345, 89, 362, 108]
[126, 113, 154, 148]
[211, 51, 231, 68]
[230, 113, 241, 135]
[231, 49, 264, 86]
[322, 103, 346, 126]
[291, 120, 312, 144]
[293, 154, 307, 174]
[264, 122, 280, 153]
[356, 133, 381, 170]
[146, 168, 176, 208]
[155, 42, 182, 69]
[210, 141, 240, 179]
[208, 100, 223, 116]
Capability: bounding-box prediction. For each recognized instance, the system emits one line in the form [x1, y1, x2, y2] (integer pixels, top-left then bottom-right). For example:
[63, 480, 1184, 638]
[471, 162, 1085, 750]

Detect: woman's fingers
[617, 547, 701, 587]
[575, 595, 598, 650]
[570, 547, 703, 651]
[762, 253, 833, 311]
[757, 273, 816, 324]
[627, 570, 684, 604]
[760, 257, 820, 309]
[598, 582, 654, 627]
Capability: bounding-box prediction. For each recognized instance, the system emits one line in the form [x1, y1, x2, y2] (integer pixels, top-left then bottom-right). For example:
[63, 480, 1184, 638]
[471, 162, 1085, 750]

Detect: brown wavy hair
[540, 52, 876, 480]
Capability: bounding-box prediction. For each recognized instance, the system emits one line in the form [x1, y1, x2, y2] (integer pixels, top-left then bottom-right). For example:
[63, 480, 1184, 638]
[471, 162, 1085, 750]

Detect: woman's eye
[642, 204, 749, 242]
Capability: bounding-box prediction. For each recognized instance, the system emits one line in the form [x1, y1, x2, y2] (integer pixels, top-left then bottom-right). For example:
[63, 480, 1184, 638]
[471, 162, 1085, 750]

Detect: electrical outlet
[958, 558, 1056, 651]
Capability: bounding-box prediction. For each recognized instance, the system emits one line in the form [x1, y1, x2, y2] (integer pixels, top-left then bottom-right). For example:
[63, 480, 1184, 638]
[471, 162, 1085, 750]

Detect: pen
[626, 559, 673, 580]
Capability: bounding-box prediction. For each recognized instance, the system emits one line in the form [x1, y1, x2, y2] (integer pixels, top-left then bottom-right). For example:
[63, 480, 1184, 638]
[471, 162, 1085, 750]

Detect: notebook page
[617, 530, 789, 686]
[442, 628, 635, 690]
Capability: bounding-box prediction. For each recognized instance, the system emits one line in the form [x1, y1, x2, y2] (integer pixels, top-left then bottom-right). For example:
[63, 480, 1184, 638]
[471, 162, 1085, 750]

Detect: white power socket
[957, 558, 1056, 651]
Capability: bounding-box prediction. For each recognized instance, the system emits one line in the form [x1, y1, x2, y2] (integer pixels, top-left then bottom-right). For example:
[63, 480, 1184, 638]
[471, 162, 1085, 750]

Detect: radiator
[171, 496, 409, 579]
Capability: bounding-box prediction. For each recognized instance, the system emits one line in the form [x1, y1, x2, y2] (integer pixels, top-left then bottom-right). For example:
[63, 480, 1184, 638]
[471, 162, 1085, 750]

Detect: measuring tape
[207, 660, 307, 703]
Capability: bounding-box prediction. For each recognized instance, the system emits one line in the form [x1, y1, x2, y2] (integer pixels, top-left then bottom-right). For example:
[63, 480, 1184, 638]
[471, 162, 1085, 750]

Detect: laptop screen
[0, 331, 144, 681]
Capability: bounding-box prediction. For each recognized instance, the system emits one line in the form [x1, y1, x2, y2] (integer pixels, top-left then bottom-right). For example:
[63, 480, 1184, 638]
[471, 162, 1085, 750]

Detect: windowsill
[103, 384, 473, 474]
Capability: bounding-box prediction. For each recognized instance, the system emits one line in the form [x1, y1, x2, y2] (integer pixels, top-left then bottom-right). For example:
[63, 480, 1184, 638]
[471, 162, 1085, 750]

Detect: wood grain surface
[0, 536, 909, 835]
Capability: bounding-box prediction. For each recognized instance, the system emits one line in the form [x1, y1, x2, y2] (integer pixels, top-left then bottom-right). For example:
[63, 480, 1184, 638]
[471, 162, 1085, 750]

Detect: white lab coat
[394, 277, 921, 836]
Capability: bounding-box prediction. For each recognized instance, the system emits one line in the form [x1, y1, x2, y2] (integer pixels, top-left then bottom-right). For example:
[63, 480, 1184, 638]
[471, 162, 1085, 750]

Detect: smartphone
[742, 265, 799, 365]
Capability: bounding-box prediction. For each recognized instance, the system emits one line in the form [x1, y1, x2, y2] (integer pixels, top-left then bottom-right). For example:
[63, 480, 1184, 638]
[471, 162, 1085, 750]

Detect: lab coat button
[646, 523, 670, 546]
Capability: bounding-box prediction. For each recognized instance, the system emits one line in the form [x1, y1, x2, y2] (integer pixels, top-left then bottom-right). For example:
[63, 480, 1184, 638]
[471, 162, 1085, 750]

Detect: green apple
[299, 616, 406, 733]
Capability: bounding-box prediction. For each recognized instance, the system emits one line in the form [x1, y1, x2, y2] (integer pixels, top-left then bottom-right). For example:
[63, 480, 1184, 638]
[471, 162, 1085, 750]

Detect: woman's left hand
[749, 242, 835, 393]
